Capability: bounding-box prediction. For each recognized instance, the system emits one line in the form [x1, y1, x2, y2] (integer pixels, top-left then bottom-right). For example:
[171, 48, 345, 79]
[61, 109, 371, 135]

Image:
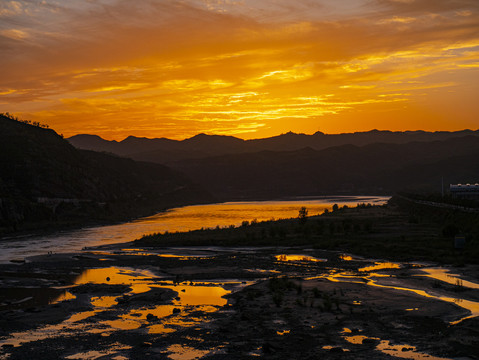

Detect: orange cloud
[1, 0, 478, 140]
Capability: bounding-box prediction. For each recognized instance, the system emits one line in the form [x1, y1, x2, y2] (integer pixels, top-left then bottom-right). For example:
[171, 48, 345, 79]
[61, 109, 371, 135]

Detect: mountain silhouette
[167, 136, 479, 199]
[68, 129, 479, 163]
[0, 114, 212, 234]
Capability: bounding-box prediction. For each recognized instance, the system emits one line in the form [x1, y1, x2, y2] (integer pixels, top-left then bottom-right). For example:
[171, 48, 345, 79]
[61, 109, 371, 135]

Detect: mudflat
[1, 245, 478, 360]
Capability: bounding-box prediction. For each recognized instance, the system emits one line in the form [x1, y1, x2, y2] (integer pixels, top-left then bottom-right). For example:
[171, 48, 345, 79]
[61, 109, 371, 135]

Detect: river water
[0, 196, 388, 263]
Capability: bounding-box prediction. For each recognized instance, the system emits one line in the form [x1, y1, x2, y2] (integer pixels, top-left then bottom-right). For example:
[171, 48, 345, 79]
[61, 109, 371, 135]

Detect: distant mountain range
[9, 113, 479, 234]
[68, 129, 479, 163]
[67, 130, 479, 199]
[169, 136, 479, 199]
[0, 115, 213, 234]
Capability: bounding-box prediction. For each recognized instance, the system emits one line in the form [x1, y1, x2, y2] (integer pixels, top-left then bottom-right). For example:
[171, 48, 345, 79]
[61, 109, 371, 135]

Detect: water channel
[0, 196, 388, 263]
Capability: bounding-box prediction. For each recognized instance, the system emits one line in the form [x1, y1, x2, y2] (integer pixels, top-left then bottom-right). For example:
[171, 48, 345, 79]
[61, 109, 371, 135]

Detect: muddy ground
[0, 245, 478, 359]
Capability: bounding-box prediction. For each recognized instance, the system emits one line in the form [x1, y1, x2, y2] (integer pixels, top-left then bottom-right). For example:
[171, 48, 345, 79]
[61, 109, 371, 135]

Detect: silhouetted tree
[298, 206, 308, 224]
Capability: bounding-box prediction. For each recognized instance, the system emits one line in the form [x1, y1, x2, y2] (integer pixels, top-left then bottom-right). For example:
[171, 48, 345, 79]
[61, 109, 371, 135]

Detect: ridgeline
[69, 129, 479, 200]
[0, 114, 213, 235]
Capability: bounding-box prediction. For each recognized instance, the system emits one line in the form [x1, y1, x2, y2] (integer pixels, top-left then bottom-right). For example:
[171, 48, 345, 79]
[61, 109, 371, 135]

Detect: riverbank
[0, 194, 217, 240]
[0, 246, 478, 359]
[0, 196, 388, 264]
[135, 197, 479, 265]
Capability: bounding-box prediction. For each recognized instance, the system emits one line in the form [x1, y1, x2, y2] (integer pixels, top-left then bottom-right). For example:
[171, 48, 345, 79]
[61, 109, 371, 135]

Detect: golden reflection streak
[323, 269, 479, 324]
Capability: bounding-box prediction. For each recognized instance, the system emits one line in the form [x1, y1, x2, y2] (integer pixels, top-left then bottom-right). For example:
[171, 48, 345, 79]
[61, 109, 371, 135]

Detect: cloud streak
[1, 0, 478, 139]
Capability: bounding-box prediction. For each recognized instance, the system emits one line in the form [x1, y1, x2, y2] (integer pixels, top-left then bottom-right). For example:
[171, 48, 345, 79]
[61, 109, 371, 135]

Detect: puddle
[167, 344, 209, 360]
[102, 319, 142, 330]
[0, 309, 100, 348]
[419, 268, 479, 290]
[0, 267, 235, 352]
[364, 279, 479, 324]
[64, 343, 131, 360]
[73, 267, 156, 294]
[306, 263, 479, 324]
[149, 324, 177, 334]
[344, 335, 372, 344]
[342, 328, 374, 345]
[0, 288, 75, 310]
[91, 296, 118, 307]
[341, 329, 451, 359]
[358, 262, 401, 272]
[321, 345, 350, 352]
[275, 254, 327, 262]
[52, 290, 76, 303]
[376, 340, 450, 360]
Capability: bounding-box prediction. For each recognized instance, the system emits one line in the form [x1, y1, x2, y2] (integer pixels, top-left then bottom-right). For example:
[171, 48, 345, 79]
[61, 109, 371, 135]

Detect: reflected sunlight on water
[376, 340, 451, 360]
[358, 262, 401, 272]
[0, 196, 388, 262]
[275, 254, 327, 262]
[419, 268, 479, 290]
[167, 344, 210, 360]
[73, 267, 156, 294]
[0, 266, 237, 349]
[341, 328, 451, 359]
[306, 263, 479, 324]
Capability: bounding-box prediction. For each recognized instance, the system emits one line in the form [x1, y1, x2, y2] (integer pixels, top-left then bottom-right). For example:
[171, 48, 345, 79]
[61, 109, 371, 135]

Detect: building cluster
[450, 184, 479, 200]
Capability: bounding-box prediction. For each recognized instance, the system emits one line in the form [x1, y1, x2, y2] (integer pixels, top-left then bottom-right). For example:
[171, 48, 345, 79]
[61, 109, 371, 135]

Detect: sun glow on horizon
[0, 0, 478, 140]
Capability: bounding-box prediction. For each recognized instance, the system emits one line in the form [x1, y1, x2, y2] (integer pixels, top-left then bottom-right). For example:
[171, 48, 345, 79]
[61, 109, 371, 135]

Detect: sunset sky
[1, 0, 478, 140]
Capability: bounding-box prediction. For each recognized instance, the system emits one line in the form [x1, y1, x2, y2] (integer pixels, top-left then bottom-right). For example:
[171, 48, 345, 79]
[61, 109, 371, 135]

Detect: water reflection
[419, 268, 479, 290]
[0, 287, 75, 310]
[358, 262, 400, 272]
[307, 262, 479, 324]
[167, 344, 209, 360]
[91, 296, 117, 307]
[376, 340, 450, 360]
[73, 267, 156, 294]
[275, 254, 327, 262]
[0, 266, 235, 350]
[0, 196, 388, 263]
[64, 343, 131, 360]
[341, 329, 451, 359]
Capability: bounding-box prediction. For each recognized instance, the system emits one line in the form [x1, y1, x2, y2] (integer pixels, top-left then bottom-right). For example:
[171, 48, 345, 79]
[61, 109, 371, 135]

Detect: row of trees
[1, 112, 50, 129]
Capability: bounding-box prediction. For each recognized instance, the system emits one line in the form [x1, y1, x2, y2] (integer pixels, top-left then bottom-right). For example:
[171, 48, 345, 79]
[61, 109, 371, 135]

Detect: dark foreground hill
[68, 129, 479, 163]
[0, 115, 213, 235]
[168, 136, 479, 199]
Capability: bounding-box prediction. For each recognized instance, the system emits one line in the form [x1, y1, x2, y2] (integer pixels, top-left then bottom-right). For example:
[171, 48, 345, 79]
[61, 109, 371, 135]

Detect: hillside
[68, 129, 479, 163]
[167, 136, 479, 199]
[0, 114, 213, 234]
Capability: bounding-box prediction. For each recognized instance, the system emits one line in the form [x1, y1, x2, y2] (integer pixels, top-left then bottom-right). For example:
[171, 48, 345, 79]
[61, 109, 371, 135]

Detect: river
[0, 196, 388, 263]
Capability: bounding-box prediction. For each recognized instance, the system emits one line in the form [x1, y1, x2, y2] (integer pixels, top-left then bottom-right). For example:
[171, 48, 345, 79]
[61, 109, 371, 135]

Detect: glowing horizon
[1, 0, 478, 141]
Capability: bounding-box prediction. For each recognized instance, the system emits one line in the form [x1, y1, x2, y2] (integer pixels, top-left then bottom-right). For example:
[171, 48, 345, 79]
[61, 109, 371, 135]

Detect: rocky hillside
[0, 114, 213, 235]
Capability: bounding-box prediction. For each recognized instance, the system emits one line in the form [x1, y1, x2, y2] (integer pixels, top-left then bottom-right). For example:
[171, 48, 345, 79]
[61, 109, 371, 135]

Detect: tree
[298, 206, 308, 224]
